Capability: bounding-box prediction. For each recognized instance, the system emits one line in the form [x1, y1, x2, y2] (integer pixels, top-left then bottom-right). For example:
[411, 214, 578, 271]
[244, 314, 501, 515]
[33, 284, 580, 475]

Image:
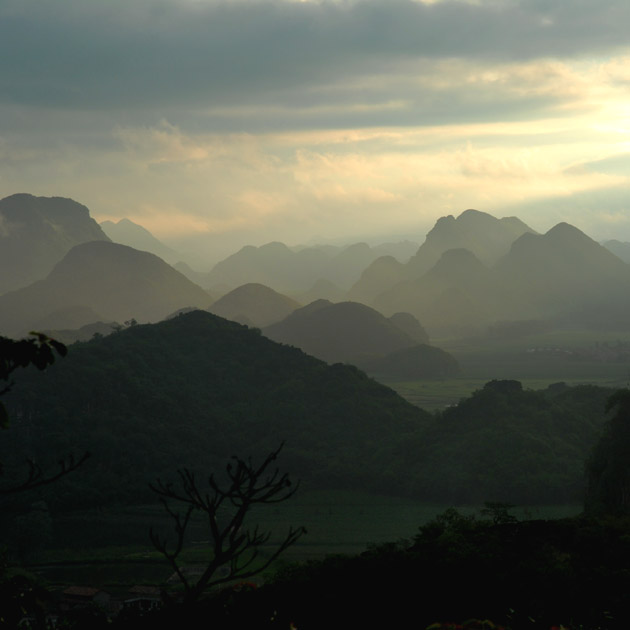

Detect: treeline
[76, 508, 630, 630]
[0, 313, 617, 514]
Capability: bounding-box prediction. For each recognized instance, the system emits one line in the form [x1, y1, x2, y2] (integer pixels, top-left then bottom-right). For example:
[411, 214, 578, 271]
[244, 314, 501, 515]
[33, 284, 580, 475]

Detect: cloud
[2, 0, 629, 116]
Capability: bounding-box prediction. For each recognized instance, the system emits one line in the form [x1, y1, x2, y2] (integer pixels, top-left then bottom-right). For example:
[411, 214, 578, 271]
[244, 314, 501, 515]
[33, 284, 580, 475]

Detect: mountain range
[0, 240, 212, 337]
[1, 310, 433, 504]
[100, 217, 181, 265]
[0, 193, 110, 294]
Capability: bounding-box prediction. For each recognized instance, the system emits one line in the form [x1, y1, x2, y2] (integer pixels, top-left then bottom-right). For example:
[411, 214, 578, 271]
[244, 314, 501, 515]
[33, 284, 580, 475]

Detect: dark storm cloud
[1, 0, 628, 114]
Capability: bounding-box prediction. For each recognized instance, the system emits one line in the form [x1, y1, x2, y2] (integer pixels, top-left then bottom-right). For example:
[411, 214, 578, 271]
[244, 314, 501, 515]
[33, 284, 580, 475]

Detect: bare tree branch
[150, 444, 306, 603]
[0, 452, 90, 496]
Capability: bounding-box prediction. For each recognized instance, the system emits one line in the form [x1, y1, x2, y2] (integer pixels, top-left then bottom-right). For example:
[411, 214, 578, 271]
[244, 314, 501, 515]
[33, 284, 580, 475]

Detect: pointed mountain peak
[259, 241, 292, 254]
[545, 222, 592, 242]
[456, 208, 497, 224]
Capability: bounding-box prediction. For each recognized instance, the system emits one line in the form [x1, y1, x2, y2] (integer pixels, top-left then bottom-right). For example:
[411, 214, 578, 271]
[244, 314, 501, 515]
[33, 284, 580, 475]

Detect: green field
[381, 329, 630, 410]
[24, 491, 581, 589]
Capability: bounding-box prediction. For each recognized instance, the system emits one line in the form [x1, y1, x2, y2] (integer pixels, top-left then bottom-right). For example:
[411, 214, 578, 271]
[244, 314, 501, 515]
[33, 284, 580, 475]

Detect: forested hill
[2, 310, 432, 506]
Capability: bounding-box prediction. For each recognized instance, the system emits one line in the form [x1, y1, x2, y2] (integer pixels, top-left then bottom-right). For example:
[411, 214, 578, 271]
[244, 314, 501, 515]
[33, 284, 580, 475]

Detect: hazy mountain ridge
[361, 210, 630, 336]
[205, 239, 417, 295]
[100, 217, 181, 265]
[0, 241, 212, 337]
[348, 209, 534, 304]
[208, 282, 302, 328]
[264, 300, 420, 364]
[0, 193, 110, 294]
[602, 239, 630, 263]
[263, 300, 456, 379]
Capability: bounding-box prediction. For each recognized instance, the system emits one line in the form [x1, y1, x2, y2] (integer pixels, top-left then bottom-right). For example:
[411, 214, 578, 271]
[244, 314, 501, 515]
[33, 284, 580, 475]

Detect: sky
[1, 0, 629, 263]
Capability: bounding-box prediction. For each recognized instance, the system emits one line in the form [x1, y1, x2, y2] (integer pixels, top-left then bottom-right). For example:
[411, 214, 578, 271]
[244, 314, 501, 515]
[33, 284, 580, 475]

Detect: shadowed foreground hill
[0, 241, 212, 336]
[2, 310, 432, 506]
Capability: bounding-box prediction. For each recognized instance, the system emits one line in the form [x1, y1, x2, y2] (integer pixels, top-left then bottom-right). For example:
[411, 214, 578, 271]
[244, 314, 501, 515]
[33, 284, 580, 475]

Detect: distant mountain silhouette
[265, 300, 422, 364]
[206, 240, 414, 294]
[39, 320, 119, 345]
[406, 209, 535, 276]
[348, 209, 534, 305]
[388, 312, 430, 344]
[359, 344, 460, 380]
[602, 240, 630, 264]
[173, 261, 214, 290]
[0, 241, 212, 336]
[346, 256, 405, 305]
[496, 222, 630, 326]
[208, 283, 301, 328]
[0, 193, 110, 294]
[100, 217, 180, 264]
[370, 221, 630, 336]
[374, 248, 526, 336]
[295, 278, 345, 304]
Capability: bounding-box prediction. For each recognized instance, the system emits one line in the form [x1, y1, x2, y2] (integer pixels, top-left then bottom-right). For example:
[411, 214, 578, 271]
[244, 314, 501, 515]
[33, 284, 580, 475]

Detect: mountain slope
[100, 218, 180, 264]
[497, 223, 630, 326]
[264, 300, 422, 364]
[405, 209, 536, 277]
[0, 193, 110, 294]
[0, 241, 212, 336]
[348, 208, 534, 307]
[2, 310, 432, 505]
[208, 283, 301, 327]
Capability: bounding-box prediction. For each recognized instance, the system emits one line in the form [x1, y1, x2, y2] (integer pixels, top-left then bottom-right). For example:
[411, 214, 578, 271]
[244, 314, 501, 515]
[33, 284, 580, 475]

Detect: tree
[0, 332, 88, 494]
[150, 444, 306, 603]
[585, 389, 630, 515]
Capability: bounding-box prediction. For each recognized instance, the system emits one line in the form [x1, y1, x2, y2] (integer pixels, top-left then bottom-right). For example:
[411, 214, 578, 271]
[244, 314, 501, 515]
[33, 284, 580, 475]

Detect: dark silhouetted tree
[150, 444, 305, 604]
[0, 333, 87, 494]
[585, 389, 630, 515]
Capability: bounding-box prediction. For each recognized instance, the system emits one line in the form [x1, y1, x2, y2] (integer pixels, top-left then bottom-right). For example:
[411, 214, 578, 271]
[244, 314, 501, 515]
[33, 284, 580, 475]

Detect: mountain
[602, 239, 630, 264]
[365, 217, 630, 336]
[374, 248, 527, 336]
[406, 209, 536, 277]
[207, 241, 414, 295]
[388, 312, 430, 344]
[208, 283, 301, 328]
[496, 223, 630, 326]
[0, 241, 213, 336]
[0, 193, 110, 294]
[348, 209, 534, 307]
[173, 261, 214, 291]
[359, 344, 460, 380]
[346, 256, 405, 305]
[1, 310, 433, 505]
[100, 217, 180, 264]
[264, 300, 426, 365]
[294, 278, 345, 304]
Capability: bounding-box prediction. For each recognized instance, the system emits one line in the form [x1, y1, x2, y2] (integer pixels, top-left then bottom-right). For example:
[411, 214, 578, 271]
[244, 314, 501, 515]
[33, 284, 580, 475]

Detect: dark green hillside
[2, 310, 432, 507]
[406, 380, 613, 503]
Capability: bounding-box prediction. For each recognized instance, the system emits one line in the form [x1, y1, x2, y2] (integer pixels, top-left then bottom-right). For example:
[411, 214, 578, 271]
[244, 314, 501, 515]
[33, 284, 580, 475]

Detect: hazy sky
[1, 0, 629, 259]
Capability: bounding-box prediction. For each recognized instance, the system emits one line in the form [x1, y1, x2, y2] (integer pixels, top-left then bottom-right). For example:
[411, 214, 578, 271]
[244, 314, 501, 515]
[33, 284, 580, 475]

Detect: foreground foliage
[101, 508, 630, 630]
[0, 313, 616, 514]
[150, 446, 305, 603]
